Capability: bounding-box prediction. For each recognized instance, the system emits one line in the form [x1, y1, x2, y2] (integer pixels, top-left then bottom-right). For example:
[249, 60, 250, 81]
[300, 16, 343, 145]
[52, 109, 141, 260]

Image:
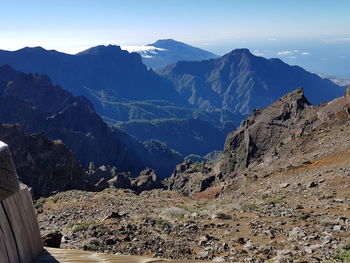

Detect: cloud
[322, 37, 350, 44]
[277, 50, 310, 57]
[277, 50, 293, 55]
[290, 56, 297, 59]
[252, 50, 264, 56]
[121, 45, 166, 53]
[267, 37, 277, 41]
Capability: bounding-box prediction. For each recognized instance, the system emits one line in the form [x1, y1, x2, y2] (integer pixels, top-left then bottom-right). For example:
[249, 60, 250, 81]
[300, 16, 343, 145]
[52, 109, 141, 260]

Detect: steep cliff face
[0, 124, 89, 197]
[0, 65, 145, 172]
[220, 88, 314, 174]
[169, 87, 350, 195]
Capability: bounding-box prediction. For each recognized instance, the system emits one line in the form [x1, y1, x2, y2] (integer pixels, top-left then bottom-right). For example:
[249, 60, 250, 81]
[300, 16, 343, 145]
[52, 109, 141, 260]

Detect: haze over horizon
[1, 0, 349, 76]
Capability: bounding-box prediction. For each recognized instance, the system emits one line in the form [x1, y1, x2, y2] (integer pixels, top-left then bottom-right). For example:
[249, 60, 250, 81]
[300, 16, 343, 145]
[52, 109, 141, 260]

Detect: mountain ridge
[0, 65, 182, 177]
[158, 48, 343, 116]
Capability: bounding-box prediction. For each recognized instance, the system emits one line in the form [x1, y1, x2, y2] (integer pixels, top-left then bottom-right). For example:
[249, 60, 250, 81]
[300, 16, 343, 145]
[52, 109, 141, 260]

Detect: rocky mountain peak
[76, 44, 123, 55]
[221, 88, 314, 174]
[150, 39, 187, 48]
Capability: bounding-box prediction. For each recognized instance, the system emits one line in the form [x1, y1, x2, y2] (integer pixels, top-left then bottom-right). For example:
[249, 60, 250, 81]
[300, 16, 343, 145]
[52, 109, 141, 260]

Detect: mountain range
[0, 40, 344, 162]
[158, 48, 343, 116]
[0, 43, 342, 125]
[0, 65, 182, 178]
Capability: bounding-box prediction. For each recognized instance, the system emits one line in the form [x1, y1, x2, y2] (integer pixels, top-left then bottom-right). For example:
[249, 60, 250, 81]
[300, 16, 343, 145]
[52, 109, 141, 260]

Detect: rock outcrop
[167, 160, 217, 196]
[131, 168, 164, 193]
[87, 166, 163, 193]
[169, 87, 350, 195]
[0, 124, 89, 197]
[220, 88, 314, 174]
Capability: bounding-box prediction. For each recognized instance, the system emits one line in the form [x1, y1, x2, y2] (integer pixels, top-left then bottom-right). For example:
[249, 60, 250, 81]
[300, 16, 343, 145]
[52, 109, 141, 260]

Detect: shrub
[66, 221, 94, 232]
[160, 207, 186, 218]
[34, 197, 47, 209]
[155, 218, 172, 231]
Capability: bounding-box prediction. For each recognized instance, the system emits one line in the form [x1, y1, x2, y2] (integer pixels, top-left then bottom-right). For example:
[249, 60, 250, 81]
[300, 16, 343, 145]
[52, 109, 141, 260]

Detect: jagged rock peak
[76, 45, 123, 55]
[221, 88, 314, 175]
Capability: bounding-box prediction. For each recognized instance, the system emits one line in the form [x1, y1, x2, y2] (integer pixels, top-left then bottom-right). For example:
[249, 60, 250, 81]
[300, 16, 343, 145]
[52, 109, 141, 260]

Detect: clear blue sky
[1, 0, 349, 54]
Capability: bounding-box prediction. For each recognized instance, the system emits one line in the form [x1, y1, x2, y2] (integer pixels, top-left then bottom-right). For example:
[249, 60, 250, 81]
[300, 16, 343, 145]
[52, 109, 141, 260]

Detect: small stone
[196, 251, 209, 259]
[213, 257, 225, 262]
[305, 247, 313, 254]
[103, 211, 123, 221]
[211, 212, 231, 220]
[280, 183, 290, 188]
[190, 212, 199, 218]
[42, 231, 63, 248]
[308, 182, 318, 188]
[333, 225, 342, 231]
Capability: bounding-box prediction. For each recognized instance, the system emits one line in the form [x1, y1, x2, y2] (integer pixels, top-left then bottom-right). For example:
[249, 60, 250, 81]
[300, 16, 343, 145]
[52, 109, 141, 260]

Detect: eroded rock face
[131, 168, 164, 193]
[220, 88, 314, 174]
[86, 167, 163, 193]
[169, 87, 350, 195]
[0, 124, 89, 197]
[167, 160, 217, 196]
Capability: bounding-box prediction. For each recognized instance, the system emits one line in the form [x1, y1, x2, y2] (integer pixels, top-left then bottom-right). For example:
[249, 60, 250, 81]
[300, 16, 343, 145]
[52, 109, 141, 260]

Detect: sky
[0, 0, 350, 76]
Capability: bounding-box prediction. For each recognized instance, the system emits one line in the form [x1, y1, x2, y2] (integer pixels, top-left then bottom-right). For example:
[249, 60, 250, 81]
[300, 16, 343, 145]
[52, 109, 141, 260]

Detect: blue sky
[1, 0, 349, 51]
[1, 0, 349, 76]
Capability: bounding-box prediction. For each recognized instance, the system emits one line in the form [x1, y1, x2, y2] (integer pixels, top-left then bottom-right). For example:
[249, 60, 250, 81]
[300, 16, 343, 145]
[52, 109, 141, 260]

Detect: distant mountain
[0, 45, 342, 129]
[0, 66, 182, 177]
[123, 39, 219, 69]
[158, 48, 344, 116]
[0, 45, 187, 121]
[117, 118, 230, 156]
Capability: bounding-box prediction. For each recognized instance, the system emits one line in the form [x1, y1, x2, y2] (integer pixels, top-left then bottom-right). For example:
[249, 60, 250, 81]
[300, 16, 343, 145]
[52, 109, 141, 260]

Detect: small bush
[155, 218, 172, 231]
[244, 202, 259, 211]
[160, 207, 186, 218]
[34, 197, 47, 209]
[49, 195, 60, 203]
[66, 221, 94, 232]
[338, 250, 350, 262]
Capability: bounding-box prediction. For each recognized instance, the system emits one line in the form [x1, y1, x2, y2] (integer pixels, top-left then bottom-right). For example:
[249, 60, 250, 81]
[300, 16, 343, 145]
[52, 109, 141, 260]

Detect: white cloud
[252, 50, 264, 56]
[277, 50, 310, 57]
[290, 56, 297, 59]
[121, 45, 166, 53]
[322, 37, 350, 44]
[268, 37, 277, 41]
[277, 50, 293, 55]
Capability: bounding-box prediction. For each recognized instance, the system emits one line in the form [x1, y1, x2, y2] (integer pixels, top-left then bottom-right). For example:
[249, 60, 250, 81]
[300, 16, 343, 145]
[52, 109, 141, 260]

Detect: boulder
[42, 231, 63, 248]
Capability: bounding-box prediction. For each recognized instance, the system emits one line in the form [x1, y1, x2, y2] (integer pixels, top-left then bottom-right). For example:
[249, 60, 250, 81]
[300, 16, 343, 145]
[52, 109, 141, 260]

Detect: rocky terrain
[37, 88, 350, 262]
[0, 124, 90, 197]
